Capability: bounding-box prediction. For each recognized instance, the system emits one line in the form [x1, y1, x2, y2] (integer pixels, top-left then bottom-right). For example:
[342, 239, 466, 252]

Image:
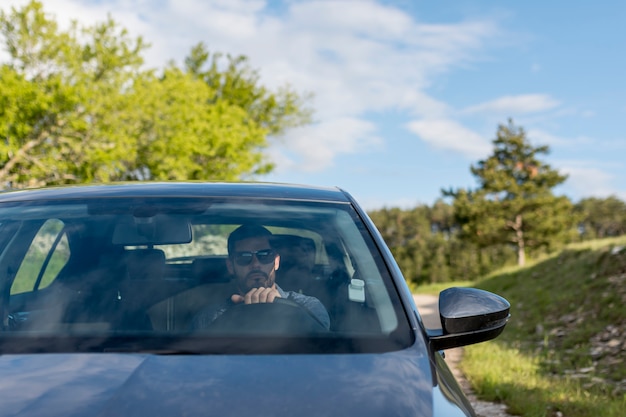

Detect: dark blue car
[0, 182, 509, 416]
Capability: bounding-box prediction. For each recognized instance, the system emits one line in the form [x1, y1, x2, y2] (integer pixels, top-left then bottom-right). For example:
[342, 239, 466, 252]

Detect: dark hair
[227, 224, 273, 255]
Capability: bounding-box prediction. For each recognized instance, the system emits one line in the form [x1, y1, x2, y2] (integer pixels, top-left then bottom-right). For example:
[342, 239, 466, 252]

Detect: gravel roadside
[413, 294, 514, 417]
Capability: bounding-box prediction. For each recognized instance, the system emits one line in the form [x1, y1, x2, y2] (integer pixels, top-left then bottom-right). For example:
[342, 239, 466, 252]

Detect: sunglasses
[233, 249, 276, 266]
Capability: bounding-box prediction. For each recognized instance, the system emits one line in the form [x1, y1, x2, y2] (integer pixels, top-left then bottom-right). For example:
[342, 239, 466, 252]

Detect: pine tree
[444, 119, 578, 266]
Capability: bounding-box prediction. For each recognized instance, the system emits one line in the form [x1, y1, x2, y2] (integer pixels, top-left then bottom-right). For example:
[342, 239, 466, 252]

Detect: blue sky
[3, 0, 625, 209]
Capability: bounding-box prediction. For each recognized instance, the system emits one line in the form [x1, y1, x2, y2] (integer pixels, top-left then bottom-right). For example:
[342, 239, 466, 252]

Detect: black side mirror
[427, 287, 510, 351]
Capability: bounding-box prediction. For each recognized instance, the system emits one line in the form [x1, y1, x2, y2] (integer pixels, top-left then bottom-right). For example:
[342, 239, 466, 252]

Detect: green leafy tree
[184, 42, 312, 137]
[0, 1, 149, 186]
[575, 196, 626, 239]
[444, 119, 577, 266]
[123, 67, 274, 181]
[368, 206, 431, 284]
[0, 1, 311, 188]
[369, 197, 523, 285]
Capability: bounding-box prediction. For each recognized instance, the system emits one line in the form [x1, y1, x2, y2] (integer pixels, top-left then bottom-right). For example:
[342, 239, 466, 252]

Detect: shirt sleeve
[191, 303, 230, 330]
[283, 290, 331, 330]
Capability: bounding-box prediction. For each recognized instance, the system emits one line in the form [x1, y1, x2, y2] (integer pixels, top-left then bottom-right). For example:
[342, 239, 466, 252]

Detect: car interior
[0, 198, 402, 340]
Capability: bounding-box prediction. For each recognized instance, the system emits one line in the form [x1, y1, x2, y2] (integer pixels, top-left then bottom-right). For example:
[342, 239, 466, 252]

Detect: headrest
[125, 249, 166, 280]
[192, 257, 231, 283]
[271, 235, 315, 252]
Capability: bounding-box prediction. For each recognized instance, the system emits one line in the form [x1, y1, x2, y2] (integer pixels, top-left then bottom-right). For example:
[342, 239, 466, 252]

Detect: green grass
[412, 280, 475, 296]
[460, 236, 626, 417]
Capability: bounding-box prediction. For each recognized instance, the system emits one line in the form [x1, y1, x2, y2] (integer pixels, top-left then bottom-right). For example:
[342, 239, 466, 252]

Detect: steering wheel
[207, 297, 328, 334]
[272, 297, 329, 329]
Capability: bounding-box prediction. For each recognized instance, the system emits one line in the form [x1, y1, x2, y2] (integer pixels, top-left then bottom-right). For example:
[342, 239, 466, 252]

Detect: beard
[241, 270, 275, 292]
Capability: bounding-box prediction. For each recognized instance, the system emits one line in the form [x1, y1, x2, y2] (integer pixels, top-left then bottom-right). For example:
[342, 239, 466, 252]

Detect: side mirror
[427, 287, 510, 351]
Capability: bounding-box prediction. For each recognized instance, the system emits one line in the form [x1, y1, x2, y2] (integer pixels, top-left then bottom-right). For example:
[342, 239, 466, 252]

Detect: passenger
[192, 225, 330, 330]
[272, 234, 317, 294]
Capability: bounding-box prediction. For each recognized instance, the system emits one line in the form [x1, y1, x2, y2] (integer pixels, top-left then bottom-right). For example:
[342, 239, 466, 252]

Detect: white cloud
[1, 0, 500, 170]
[527, 129, 593, 147]
[406, 119, 491, 159]
[463, 94, 560, 115]
[287, 0, 414, 38]
[269, 116, 382, 172]
[561, 165, 617, 199]
[404, 91, 451, 119]
[557, 158, 626, 202]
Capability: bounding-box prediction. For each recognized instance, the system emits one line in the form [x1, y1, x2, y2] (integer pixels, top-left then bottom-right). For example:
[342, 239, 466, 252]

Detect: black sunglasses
[233, 249, 276, 266]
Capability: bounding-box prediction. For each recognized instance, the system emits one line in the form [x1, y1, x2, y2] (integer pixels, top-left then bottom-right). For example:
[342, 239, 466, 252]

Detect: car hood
[0, 344, 444, 417]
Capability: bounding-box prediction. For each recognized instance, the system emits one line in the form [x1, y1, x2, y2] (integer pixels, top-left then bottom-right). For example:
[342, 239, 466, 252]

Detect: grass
[412, 280, 475, 296]
[459, 236, 626, 417]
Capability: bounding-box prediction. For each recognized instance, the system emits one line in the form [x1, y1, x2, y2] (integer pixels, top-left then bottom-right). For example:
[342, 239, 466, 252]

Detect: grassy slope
[461, 236, 626, 417]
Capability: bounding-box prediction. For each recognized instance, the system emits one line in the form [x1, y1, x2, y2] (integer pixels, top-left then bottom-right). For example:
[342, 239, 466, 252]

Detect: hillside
[462, 236, 626, 417]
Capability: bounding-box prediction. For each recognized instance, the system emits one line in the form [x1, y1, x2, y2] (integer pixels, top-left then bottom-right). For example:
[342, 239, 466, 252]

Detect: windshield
[0, 196, 412, 354]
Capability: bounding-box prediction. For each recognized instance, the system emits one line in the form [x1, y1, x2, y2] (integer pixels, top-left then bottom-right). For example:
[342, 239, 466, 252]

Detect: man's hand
[231, 285, 281, 304]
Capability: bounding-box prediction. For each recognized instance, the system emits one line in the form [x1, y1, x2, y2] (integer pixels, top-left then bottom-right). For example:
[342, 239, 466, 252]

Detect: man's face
[274, 238, 315, 271]
[227, 236, 280, 293]
[292, 239, 315, 270]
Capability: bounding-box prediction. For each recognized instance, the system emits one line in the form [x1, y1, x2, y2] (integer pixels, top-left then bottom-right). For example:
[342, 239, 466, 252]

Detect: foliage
[369, 189, 626, 288]
[575, 196, 626, 239]
[125, 67, 272, 181]
[463, 236, 626, 417]
[185, 42, 312, 137]
[0, 1, 311, 188]
[367, 122, 626, 285]
[367, 120, 626, 285]
[444, 119, 578, 266]
[368, 200, 517, 285]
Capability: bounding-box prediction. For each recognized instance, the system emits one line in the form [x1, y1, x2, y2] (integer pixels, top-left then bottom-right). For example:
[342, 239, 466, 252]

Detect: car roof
[0, 182, 352, 203]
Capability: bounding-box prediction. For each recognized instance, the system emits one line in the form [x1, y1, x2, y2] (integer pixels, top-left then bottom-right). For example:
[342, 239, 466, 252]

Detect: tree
[1, 1, 149, 186]
[444, 119, 578, 266]
[121, 67, 274, 181]
[368, 206, 431, 284]
[575, 196, 626, 239]
[184, 42, 312, 137]
[0, 1, 311, 188]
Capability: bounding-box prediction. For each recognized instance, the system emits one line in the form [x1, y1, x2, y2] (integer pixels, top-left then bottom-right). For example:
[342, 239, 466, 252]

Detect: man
[192, 224, 330, 330]
[272, 234, 318, 294]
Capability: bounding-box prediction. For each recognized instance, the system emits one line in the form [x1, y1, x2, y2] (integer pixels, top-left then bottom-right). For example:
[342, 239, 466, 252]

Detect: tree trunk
[515, 214, 525, 266]
[517, 242, 525, 266]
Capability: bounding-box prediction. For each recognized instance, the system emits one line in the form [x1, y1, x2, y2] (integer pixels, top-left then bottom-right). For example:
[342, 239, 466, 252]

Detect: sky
[2, 0, 625, 210]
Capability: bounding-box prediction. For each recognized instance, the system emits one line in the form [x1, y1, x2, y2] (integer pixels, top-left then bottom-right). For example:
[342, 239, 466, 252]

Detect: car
[0, 182, 510, 417]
